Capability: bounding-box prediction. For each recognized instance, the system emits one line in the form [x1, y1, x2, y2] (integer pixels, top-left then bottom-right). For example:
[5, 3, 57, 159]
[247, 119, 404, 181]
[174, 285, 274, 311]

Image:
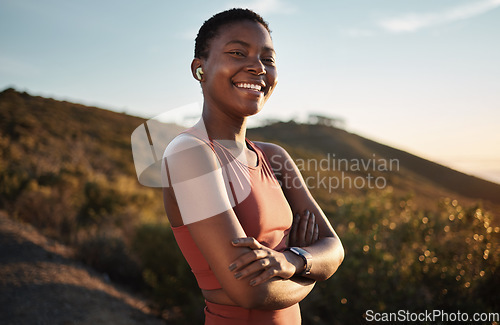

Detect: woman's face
[199, 20, 277, 118]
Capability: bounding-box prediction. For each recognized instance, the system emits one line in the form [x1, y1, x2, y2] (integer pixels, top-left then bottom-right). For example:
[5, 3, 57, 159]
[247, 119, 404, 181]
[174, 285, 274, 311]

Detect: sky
[1, 0, 499, 184]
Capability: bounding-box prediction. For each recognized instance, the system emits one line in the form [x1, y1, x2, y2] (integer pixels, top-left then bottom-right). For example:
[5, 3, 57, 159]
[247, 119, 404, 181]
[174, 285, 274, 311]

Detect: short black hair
[194, 8, 271, 59]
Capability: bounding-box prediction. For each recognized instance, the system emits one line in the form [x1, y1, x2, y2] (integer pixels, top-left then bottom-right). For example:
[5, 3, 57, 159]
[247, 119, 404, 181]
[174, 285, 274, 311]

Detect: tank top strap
[180, 127, 215, 150]
[180, 128, 242, 204]
[180, 127, 227, 168]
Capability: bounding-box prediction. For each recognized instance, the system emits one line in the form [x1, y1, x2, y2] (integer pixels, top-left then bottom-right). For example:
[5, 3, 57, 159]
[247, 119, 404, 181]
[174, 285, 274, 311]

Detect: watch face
[291, 247, 311, 258]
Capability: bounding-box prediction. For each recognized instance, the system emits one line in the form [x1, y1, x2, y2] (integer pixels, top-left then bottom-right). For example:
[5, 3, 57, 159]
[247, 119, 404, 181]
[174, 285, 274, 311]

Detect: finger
[249, 267, 279, 286]
[231, 237, 261, 250]
[305, 212, 315, 245]
[313, 223, 319, 243]
[234, 258, 272, 280]
[229, 249, 270, 271]
[297, 210, 310, 246]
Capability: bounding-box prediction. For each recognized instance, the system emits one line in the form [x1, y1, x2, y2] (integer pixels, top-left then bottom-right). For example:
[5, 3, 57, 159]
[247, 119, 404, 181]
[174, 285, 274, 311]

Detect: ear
[191, 58, 204, 82]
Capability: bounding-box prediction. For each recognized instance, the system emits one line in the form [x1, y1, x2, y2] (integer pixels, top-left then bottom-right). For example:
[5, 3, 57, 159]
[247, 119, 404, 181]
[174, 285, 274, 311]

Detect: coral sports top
[170, 130, 293, 290]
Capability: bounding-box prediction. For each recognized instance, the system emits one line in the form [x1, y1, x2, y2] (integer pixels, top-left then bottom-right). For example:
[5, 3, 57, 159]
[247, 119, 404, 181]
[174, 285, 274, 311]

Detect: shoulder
[163, 132, 220, 174]
[253, 141, 289, 159]
[164, 132, 211, 157]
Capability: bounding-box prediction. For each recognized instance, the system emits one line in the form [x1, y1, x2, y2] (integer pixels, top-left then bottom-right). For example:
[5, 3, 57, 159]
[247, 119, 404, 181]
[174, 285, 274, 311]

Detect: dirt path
[0, 211, 168, 325]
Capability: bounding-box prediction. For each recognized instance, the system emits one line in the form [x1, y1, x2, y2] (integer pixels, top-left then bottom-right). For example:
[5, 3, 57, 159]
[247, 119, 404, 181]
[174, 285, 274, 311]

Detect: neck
[200, 105, 248, 146]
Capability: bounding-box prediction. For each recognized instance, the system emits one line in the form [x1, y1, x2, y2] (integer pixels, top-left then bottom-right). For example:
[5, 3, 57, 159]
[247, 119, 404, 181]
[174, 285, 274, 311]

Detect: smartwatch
[286, 247, 312, 275]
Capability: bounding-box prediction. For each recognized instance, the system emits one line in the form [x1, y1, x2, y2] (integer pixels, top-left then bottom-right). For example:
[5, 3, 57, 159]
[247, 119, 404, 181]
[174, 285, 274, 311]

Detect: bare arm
[188, 213, 315, 310]
[163, 134, 314, 309]
[256, 142, 345, 281]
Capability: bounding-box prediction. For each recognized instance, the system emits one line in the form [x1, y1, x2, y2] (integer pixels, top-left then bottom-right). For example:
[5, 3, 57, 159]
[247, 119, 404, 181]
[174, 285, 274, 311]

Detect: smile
[234, 83, 263, 92]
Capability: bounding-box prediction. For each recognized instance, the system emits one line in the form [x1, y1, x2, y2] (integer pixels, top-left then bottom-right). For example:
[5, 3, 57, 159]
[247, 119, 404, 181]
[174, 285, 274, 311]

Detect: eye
[262, 57, 276, 65]
[228, 51, 245, 57]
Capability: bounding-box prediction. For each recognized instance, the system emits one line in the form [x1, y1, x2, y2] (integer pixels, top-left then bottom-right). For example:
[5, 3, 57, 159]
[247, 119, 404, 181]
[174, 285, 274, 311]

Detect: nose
[246, 56, 266, 75]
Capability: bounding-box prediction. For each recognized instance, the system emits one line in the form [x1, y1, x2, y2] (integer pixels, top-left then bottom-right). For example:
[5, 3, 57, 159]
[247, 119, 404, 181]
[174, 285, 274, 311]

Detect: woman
[162, 8, 344, 324]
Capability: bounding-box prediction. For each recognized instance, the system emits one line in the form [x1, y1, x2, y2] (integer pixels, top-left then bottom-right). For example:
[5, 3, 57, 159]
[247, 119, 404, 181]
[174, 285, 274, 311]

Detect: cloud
[379, 0, 500, 33]
[225, 0, 296, 15]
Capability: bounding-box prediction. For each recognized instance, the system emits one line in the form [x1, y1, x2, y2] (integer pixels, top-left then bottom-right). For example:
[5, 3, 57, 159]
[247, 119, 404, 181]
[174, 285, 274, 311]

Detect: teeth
[236, 83, 262, 91]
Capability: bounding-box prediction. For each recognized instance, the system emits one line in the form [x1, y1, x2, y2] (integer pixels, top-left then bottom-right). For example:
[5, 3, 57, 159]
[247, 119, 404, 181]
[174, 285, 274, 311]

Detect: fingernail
[228, 263, 237, 271]
[235, 272, 242, 279]
[249, 279, 256, 286]
[232, 239, 239, 244]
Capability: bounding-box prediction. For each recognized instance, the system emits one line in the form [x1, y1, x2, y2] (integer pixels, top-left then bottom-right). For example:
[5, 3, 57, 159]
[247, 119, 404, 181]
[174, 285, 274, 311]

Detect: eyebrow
[225, 40, 275, 54]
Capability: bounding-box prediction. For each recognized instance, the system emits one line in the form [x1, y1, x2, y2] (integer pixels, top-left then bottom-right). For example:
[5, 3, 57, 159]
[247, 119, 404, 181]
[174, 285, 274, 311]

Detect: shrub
[132, 223, 204, 323]
[301, 190, 499, 324]
[76, 234, 143, 287]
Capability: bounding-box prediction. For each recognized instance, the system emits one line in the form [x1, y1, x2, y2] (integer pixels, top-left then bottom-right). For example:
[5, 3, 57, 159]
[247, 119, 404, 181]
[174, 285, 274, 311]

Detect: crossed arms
[162, 134, 344, 309]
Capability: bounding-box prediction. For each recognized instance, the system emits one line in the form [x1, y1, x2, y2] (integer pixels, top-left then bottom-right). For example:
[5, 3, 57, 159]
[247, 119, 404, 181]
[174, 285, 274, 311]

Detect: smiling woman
[161, 8, 344, 324]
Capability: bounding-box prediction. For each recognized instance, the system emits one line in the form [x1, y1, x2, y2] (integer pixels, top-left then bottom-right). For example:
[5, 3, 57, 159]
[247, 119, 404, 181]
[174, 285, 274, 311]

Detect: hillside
[1, 88, 498, 324]
[1, 87, 498, 210]
[0, 88, 145, 176]
[249, 122, 500, 213]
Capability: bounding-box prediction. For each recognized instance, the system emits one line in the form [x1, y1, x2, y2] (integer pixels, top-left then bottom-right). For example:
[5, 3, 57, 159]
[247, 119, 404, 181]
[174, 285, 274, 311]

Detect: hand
[228, 237, 296, 286]
[289, 210, 319, 247]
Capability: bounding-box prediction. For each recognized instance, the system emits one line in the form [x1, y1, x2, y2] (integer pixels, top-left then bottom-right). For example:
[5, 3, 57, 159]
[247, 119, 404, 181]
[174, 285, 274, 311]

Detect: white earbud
[195, 67, 204, 81]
